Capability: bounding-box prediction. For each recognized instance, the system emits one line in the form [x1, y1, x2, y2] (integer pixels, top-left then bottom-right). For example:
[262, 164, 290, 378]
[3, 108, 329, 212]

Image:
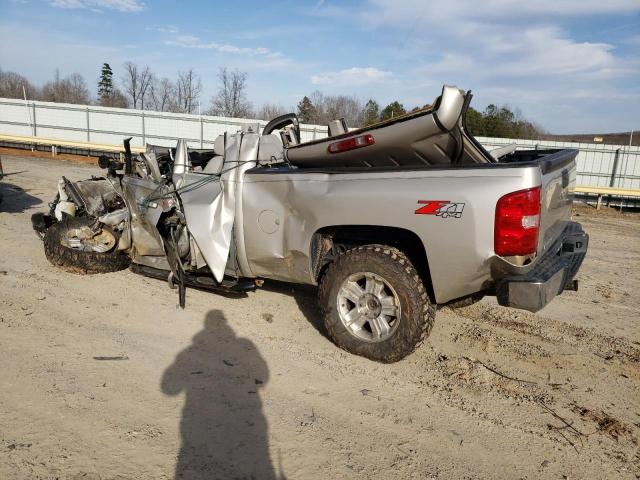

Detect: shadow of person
[0, 181, 42, 213]
[162, 310, 277, 480]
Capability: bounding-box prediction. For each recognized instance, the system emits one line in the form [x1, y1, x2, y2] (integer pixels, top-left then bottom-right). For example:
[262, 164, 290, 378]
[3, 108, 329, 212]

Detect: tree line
[0, 63, 543, 138]
[465, 104, 544, 139]
[0, 63, 240, 116]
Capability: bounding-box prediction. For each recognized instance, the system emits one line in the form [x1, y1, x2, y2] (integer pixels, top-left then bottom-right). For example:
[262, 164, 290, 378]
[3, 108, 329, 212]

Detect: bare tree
[256, 102, 288, 121]
[149, 77, 176, 112]
[302, 90, 364, 127]
[101, 88, 129, 108]
[176, 69, 202, 114]
[0, 68, 38, 99]
[122, 62, 153, 109]
[66, 73, 91, 104]
[41, 70, 90, 105]
[209, 67, 252, 118]
[122, 62, 139, 108]
[138, 67, 153, 109]
[324, 94, 364, 127]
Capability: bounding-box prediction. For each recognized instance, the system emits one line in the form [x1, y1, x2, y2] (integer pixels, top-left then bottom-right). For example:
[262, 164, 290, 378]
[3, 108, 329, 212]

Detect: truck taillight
[327, 134, 375, 154]
[494, 186, 541, 256]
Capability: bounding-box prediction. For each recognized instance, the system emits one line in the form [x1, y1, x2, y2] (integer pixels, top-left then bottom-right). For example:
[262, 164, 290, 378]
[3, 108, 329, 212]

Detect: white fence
[0, 97, 329, 149]
[477, 136, 640, 192]
[0, 97, 638, 194]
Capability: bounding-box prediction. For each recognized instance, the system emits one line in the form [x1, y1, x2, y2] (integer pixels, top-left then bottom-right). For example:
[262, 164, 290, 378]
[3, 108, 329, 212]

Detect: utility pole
[23, 85, 35, 137]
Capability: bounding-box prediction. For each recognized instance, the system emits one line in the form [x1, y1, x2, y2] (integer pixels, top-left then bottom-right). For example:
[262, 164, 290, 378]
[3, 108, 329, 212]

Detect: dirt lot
[1, 154, 639, 479]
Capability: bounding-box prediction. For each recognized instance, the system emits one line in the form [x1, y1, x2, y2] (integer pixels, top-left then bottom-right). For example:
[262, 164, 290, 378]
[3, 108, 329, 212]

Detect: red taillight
[494, 186, 541, 256]
[327, 134, 374, 154]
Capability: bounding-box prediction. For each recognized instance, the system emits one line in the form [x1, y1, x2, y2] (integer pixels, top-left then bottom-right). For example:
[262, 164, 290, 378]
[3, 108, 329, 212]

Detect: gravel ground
[1, 154, 639, 479]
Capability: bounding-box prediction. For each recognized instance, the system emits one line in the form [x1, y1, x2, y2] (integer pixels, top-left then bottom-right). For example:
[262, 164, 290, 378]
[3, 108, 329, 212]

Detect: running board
[130, 263, 257, 295]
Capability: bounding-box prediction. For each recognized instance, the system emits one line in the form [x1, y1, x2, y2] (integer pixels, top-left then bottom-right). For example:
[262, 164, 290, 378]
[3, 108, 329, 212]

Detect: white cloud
[153, 25, 179, 34]
[311, 67, 393, 86]
[362, 0, 639, 24]
[49, 0, 144, 12]
[318, 0, 640, 132]
[165, 35, 284, 59]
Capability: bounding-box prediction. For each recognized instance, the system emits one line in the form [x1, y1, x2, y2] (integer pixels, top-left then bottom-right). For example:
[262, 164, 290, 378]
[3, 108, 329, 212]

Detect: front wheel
[319, 245, 436, 363]
[43, 216, 130, 274]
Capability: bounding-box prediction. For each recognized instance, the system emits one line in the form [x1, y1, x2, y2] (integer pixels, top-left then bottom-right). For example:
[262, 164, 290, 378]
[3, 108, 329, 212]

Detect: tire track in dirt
[402, 303, 640, 476]
[457, 303, 640, 363]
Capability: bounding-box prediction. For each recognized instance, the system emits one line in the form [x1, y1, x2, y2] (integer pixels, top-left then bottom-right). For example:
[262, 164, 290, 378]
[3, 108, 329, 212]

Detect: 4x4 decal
[415, 200, 465, 218]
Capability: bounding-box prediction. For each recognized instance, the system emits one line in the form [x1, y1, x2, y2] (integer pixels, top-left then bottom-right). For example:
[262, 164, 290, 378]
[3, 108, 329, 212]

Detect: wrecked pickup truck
[32, 85, 588, 363]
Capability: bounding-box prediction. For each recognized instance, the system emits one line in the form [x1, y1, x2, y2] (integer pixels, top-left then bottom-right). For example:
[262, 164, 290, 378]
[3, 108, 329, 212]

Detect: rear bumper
[496, 222, 588, 312]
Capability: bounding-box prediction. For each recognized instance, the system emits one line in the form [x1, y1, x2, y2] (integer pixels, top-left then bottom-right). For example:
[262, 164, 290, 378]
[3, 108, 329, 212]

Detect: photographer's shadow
[162, 310, 276, 479]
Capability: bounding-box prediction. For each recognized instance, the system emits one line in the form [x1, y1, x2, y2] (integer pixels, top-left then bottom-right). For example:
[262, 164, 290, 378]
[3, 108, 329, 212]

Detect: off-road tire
[319, 244, 436, 363]
[43, 216, 130, 274]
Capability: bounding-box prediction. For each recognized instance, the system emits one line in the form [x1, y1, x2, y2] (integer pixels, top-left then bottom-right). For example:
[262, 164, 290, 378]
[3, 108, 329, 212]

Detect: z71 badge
[415, 200, 465, 218]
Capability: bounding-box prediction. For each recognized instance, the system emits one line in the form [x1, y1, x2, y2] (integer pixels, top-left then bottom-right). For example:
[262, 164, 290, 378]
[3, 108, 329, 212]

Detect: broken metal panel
[121, 176, 166, 257]
[172, 138, 190, 179]
[231, 133, 261, 278]
[98, 208, 128, 226]
[131, 254, 171, 271]
[189, 236, 207, 269]
[177, 171, 226, 281]
[178, 132, 261, 282]
[68, 178, 121, 216]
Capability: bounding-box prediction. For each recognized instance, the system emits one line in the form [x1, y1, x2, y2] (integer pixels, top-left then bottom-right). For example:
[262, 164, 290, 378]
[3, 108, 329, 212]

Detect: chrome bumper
[496, 222, 588, 313]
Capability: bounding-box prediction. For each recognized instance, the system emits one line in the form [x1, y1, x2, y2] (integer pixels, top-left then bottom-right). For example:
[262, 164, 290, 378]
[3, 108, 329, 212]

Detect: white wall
[477, 136, 640, 191]
[0, 98, 329, 149]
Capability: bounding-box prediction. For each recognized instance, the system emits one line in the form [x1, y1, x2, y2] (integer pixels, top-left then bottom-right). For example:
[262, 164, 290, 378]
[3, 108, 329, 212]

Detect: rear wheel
[319, 245, 435, 363]
[43, 216, 130, 274]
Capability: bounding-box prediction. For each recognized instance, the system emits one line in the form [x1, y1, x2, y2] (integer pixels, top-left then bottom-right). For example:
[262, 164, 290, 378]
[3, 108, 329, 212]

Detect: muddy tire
[319, 245, 436, 363]
[43, 216, 130, 274]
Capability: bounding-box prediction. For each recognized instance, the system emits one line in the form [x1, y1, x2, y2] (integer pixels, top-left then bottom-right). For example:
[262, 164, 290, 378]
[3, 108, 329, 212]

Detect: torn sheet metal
[178, 133, 259, 282]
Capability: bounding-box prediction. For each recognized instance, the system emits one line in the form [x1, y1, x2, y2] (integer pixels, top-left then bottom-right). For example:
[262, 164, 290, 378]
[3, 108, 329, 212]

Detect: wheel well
[311, 225, 435, 302]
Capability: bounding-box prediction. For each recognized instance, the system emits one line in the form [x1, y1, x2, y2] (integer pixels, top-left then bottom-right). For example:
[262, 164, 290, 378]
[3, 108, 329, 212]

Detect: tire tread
[43, 217, 130, 274]
[319, 244, 436, 363]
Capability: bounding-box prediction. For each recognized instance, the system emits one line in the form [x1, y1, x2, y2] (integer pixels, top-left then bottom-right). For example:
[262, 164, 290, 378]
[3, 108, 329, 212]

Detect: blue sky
[0, 0, 638, 133]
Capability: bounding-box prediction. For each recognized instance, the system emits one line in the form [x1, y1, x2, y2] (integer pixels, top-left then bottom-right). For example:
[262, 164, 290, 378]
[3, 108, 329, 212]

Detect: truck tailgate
[537, 149, 578, 255]
[494, 148, 588, 312]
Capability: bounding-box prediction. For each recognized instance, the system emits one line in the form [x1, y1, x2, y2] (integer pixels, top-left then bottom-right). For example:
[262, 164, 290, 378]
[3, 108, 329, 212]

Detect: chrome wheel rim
[337, 271, 401, 343]
[61, 226, 116, 253]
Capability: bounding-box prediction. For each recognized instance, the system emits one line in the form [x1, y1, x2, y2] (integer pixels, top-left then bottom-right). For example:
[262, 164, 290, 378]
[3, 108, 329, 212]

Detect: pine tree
[363, 99, 380, 126]
[98, 63, 113, 104]
[297, 96, 316, 123]
[380, 101, 406, 121]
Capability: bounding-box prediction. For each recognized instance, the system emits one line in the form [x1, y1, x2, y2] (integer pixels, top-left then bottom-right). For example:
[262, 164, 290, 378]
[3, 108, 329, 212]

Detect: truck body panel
[239, 164, 544, 303]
